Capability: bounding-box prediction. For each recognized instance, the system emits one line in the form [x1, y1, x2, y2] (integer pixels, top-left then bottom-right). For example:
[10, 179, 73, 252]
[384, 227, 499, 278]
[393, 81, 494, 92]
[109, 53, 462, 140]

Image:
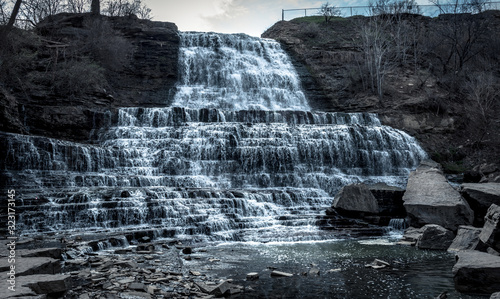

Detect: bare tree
[359, 15, 395, 99]
[91, 0, 99, 15]
[431, 0, 488, 14]
[5, 0, 22, 29]
[355, 0, 424, 99]
[19, 0, 64, 27]
[319, 2, 339, 23]
[0, 0, 9, 25]
[103, 0, 151, 19]
[427, 0, 489, 78]
[464, 72, 500, 144]
[66, 0, 90, 13]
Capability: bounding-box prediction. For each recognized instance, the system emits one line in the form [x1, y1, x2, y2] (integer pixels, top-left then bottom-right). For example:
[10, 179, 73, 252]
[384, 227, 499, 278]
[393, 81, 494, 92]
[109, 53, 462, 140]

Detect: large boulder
[403, 161, 474, 231]
[332, 183, 406, 225]
[461, 183, 500, 226]
[368, 183, 406, 216]
[332, 183, 379, 215]
[448, 226, 483, 252]
[479, 204, 500, 252]
[416, 224, 454, 250]
[453, 250, 500, 294]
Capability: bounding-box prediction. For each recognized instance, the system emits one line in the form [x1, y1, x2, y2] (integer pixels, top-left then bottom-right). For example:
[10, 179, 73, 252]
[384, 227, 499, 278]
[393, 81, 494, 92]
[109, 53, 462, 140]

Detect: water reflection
[184, 238, 487, 299]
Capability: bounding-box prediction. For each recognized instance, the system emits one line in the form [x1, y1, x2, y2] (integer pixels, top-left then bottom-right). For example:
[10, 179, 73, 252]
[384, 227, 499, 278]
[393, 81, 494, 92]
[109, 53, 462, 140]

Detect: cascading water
[1, 32, 427, 242]
[172, 32, 309, 110]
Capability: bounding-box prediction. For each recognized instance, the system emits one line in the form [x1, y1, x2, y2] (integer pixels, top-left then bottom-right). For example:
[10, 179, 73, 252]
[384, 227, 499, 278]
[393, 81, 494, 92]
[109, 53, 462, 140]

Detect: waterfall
[388, 218, 409, 235]
[172, 32, 310, 111]
[0, 32, 427, 242]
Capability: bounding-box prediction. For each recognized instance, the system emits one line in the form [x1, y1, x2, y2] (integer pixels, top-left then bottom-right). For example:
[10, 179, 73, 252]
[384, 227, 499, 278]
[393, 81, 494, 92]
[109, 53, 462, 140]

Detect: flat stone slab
[479, 204, 500, 252]
[0, 257, 61, 276]
[453, 250, 500, 294]
[461, 183, 500, 225]
[448, 226, 482, 252]
[403, 161, 473, 231]
[271, 270, 293, 277]
[18, 248, 63, 259]
[0, 274, 69, 298]
[0, 257, 60, 276]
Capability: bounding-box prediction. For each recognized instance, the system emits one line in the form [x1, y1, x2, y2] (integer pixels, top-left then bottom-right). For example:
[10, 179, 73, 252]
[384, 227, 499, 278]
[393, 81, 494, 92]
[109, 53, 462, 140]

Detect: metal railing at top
[281, 1, 500, 20]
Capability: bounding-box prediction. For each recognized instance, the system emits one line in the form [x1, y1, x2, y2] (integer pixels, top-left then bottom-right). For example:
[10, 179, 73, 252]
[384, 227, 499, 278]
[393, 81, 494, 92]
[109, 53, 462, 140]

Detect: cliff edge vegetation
[262, 11, 500, 179]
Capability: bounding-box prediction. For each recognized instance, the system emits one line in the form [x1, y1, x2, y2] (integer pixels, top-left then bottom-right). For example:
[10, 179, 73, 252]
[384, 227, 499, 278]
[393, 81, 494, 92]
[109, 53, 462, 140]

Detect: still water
[184, 236, 486, 299]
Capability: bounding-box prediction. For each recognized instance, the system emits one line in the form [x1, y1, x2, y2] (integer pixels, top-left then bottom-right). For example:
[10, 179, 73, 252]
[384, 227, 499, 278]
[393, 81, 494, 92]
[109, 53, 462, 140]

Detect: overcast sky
[143, 0, 433, 37]
[143, 0, 353, 37]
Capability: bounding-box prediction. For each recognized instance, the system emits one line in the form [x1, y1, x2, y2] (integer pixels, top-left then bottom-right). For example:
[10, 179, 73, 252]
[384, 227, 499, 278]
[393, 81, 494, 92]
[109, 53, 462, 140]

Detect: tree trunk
[91, 0, 100, 16]
[6, 0, 22, 29]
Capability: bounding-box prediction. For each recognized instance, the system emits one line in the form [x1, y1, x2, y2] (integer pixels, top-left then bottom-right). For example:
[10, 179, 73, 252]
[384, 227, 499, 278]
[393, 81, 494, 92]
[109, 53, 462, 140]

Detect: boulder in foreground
[403, 160, 474, 231]
[416, 224, 454, 250]
[332, 183, 379, 215]
[448, 226, 482, 252]
[479, 204, 500, 252]
[453, 250, 500, 294]
[461, 183, 500, 226]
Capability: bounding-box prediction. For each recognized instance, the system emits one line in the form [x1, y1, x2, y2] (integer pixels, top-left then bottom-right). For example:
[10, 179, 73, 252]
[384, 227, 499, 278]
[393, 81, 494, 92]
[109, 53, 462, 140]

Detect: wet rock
[308, 267, 320, 276]
[332, 183, 379, 215]
[417, 224, 454, 250]
[0, 257, 61, 276]
[128, 282, 146, 291]
[146, 285, 157, 294]
[464, 170, 482, 183]
[115, 260, 139, 269]
[210, 281, 232, 296]
[488, 247, 500, 256]
[448, 226, 483, 252]
[478, 163, 499, 176]
[182, 247, 193, 254]
[365, 259, 390, 269]
[270, 270, 293, 277]
[435, 291, 448, 299]
[195, 281, 213, 294]
[121, 292, 151, 299]
[368, 183, 406, 217]
[190, 270, 202, 276]
[399, 227, 424, 245]
[139, 236, 151, 243]
[22, 274, 70, 295]
[114, 248, 133, 254]
[491, 292, 500, 299]
[208, 281, 241, 297]
[461, 183, 500, 226]
[453, 250, 500, 294]
[117, 277, 135, 284]
[121, 190, 131, 198]
[64, 249, 81, 260]
[136, 243, 155, 252]
[246, 272, 259, 280]
[479, 204, 500, 252]
[403, 161, 474, 231]
[19, 248, 63, 259]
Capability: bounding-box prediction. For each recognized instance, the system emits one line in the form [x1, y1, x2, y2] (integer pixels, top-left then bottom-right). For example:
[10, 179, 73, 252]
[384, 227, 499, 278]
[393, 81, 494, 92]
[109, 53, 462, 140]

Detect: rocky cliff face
[1, 13, 179, 142]
[262, 13, 500, 175]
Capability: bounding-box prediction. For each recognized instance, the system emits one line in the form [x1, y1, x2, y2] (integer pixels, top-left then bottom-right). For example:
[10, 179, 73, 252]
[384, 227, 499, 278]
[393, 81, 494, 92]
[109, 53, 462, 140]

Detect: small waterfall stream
[1, 32, 427, 242]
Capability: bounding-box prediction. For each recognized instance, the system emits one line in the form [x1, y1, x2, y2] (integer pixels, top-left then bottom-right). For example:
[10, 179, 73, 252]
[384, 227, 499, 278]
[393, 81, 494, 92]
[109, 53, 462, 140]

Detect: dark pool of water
[183, 237, 488, 299]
